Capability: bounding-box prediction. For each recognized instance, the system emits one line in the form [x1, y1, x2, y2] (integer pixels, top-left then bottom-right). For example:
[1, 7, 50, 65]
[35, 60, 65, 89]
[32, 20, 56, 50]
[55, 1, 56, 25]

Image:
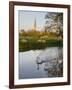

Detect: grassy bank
[19, 39, 63, 52]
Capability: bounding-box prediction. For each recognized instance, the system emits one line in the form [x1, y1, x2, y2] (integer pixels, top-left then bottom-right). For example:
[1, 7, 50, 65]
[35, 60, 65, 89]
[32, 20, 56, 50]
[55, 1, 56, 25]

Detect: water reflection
[36, 47, 63, 77]
[19, 47, 63, 79]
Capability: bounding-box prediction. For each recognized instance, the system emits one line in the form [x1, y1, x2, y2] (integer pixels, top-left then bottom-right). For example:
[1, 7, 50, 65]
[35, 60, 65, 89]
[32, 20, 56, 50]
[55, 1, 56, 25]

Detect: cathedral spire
[32, 19, 36, 31]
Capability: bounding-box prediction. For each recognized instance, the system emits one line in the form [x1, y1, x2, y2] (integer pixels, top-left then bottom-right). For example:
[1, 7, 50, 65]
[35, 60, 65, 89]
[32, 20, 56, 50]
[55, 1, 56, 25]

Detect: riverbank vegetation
[19, 30, 63, 52]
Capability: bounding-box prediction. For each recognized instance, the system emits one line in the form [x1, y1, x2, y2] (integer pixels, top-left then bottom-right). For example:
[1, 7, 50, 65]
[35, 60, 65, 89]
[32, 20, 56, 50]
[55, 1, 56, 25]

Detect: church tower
[32, 19, 36, 31]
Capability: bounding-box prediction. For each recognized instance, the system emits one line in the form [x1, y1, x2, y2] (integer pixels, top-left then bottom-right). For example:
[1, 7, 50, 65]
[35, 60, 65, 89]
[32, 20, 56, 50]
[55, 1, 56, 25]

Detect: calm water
[19, 47, 63, 79]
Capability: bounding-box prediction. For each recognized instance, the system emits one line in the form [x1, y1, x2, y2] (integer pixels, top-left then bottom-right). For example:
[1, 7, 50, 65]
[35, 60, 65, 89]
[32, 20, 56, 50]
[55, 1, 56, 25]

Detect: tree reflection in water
[36, 47, 63, 77]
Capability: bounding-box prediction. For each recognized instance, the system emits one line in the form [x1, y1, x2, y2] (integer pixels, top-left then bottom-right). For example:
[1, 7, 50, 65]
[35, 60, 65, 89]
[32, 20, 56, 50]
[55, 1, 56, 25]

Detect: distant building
[19, 29, 25, 33]
[32, 19, 36, 31]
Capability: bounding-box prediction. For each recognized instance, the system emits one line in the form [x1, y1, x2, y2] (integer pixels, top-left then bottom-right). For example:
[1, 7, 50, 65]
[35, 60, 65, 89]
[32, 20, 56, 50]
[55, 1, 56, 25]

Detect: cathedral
[32, 19, 36, 31]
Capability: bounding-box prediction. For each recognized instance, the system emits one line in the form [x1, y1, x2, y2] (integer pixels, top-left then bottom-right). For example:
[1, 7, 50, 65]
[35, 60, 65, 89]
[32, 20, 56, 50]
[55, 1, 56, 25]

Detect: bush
[19, 38, 63, 52]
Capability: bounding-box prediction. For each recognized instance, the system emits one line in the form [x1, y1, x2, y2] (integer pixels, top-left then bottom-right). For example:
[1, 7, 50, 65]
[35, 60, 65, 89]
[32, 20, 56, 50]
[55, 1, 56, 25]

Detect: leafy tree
[45, 12, 63, 39]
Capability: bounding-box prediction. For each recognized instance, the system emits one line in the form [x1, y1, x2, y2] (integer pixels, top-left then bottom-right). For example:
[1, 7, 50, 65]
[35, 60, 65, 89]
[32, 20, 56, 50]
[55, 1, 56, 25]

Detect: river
[19, 47, 63, 79]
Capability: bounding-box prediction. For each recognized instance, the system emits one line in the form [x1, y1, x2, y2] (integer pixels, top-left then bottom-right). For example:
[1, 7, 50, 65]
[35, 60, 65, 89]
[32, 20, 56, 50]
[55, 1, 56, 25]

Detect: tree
[45, 12, 63, 39]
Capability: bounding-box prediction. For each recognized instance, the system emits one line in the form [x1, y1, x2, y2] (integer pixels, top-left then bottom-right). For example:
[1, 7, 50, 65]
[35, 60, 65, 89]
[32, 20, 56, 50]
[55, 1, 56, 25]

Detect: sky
[18, 10, 47, 31]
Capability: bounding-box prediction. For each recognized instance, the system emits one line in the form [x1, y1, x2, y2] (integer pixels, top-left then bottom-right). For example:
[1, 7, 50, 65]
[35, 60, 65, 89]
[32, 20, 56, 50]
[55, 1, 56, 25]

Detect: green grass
[19, 31, 63, 52]
[19, 39, 63, 52]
